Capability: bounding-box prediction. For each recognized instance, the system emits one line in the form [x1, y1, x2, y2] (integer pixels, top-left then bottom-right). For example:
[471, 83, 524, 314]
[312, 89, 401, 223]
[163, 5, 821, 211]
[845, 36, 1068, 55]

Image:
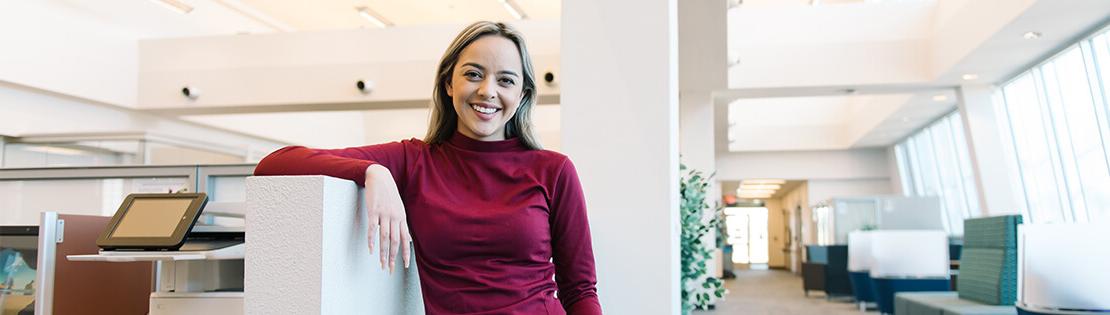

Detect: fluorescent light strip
[738, 195, 772, 199]
[151, 0, 193, 14]
[742, 179, 786, 185]
[737, 189, 776, 195]
[356, 6, 393, 28]
[740, 184, 781, 190]
[500, 0, 528, 20]
[24, 146, 89, 156]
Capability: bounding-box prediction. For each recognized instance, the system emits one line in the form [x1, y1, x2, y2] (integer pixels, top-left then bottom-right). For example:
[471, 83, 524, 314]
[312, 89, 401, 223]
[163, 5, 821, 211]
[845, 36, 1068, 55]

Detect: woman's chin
[463, 125, 501, 140]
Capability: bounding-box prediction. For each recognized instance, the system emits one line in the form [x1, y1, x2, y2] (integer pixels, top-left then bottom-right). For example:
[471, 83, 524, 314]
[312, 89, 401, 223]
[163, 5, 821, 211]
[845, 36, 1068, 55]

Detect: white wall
[562, 0, 679, 313]
[807, 179, 894, 206]
[716, 148, 891, 181]
[179, 104, 561, 150]
[780, 182, 808, 271]
[138, 22, 560, 113]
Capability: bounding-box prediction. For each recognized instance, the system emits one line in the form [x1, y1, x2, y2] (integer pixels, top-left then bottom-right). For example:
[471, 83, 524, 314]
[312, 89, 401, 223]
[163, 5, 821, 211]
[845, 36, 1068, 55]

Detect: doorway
[724, 207, 769, 265]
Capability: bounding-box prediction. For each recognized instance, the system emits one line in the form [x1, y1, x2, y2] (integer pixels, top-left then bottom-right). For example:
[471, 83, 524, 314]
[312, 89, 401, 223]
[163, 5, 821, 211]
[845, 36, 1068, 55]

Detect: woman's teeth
[472, 104, 499, 114]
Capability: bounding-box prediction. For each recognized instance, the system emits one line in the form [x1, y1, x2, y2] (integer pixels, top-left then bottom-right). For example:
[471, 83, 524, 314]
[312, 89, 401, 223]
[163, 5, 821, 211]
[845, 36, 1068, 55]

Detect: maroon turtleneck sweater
[253, 132, 602, 315]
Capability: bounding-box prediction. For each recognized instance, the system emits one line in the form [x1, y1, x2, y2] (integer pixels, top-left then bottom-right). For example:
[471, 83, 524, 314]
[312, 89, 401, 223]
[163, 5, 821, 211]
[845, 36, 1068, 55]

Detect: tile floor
[693, 268, 874, 315]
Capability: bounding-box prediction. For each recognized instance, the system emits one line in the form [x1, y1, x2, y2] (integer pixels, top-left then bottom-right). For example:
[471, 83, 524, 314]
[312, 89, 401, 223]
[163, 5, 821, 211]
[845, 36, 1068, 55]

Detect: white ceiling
[48, 0, 276, 38]
[723, 0, 1110, 152]
[46, 0, 558, 39]
[728, 0, 935, 45]
[235, 0, 559, 31]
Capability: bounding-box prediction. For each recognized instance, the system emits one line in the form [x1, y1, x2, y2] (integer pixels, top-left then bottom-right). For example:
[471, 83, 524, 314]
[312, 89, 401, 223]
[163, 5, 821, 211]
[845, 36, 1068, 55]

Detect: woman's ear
[445, 79, 453, 98]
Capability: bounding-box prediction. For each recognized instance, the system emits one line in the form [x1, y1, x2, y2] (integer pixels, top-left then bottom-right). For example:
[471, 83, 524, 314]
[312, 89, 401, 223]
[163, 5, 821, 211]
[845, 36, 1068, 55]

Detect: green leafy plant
[680, 163, 726, 314]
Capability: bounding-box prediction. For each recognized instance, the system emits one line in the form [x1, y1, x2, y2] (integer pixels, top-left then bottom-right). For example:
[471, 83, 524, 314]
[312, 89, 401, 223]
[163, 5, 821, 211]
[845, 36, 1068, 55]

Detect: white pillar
[562, 0, 680, 313]
[957, 84, 1023, 216]
[245, 176, 424, 315]
[679, 0, 727, 285]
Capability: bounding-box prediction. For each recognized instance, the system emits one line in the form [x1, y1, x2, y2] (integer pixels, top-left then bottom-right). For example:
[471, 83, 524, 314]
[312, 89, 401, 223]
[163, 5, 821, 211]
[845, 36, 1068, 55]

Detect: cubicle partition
[1017, 223, 1110, 315]
[848, 231, 877, 310]
[0, 164, 254, 226]
[35, 212, 152, 315]
[245, 176, 424, 314]
[869, 230, 950, 315]
[0, 164, 255, 314]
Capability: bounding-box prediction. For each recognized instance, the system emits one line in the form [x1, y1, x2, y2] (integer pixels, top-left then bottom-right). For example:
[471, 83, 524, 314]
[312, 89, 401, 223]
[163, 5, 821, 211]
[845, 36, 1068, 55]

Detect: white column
[245, 176, 424, 315]
[957, 84, 1023, 216]
[562, 0, 680, 313]
[679, 0, 727, 285]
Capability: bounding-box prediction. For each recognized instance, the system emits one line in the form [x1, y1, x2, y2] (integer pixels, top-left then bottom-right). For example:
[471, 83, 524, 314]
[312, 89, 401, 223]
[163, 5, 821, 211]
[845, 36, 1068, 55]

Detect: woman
[254, 21, 601, 315]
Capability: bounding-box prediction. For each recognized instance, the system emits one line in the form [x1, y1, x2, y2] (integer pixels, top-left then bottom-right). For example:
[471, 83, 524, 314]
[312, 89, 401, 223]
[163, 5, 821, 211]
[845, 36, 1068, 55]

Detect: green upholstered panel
[957, 215, 1021, 305]
[962, 215, 1022, 249]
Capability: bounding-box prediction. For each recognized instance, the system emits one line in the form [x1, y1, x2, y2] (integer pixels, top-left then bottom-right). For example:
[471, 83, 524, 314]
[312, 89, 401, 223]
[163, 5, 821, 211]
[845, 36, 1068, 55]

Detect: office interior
[2, 0, 1109, 314]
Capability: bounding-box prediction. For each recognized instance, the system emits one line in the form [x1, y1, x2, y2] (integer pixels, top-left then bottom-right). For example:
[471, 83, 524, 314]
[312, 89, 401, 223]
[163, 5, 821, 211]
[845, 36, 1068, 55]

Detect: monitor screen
[1, 227, 38, 315]
[110, 198, 194, 238]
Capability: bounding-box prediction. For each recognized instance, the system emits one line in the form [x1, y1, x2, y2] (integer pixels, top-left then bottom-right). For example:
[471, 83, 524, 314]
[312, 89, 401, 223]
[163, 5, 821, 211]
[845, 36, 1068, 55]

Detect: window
[994, 26, 1110, 224]
[895, 111, 979, 235]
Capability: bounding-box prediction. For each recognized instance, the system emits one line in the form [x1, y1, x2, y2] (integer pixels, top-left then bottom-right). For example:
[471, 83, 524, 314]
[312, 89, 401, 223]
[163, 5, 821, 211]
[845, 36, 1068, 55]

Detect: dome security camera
[543, 71, 556, 86]
[181, 86, 199, 99]
[356, 80, 374, 94]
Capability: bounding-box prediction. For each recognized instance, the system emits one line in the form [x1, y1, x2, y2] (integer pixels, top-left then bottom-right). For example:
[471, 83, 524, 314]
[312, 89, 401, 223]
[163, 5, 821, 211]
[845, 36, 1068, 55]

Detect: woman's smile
[470, 102, 502, 121]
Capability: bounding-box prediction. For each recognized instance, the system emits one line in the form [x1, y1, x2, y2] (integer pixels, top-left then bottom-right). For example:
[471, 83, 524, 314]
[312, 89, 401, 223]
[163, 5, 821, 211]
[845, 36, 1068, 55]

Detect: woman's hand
[365, 164, 411, 273]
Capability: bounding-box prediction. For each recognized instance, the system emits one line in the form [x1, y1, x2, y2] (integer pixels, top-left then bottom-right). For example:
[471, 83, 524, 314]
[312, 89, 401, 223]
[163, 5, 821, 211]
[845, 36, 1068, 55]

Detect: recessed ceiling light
[150, 0, 193, 14]
[961, 74, 979, 81]
[355, 6, 393, 28]
[901, 117, 911, 123]
[1023, 31, 1042, 40]
[932, 95, 948, 102]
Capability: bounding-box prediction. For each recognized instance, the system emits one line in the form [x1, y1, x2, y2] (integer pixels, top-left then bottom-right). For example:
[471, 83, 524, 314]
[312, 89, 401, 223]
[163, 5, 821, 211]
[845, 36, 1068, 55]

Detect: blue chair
[802, 245, 852, 298]
[803, 245, 828, 296]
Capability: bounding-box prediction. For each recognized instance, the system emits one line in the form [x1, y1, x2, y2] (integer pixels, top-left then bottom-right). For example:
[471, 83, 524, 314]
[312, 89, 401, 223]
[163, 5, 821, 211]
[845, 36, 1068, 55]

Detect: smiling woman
[253, 21, 601, 315]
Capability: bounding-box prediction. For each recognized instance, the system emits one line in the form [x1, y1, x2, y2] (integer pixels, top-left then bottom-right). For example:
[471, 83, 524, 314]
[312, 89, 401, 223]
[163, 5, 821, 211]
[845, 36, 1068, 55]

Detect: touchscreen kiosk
[97, 193, 207, 251]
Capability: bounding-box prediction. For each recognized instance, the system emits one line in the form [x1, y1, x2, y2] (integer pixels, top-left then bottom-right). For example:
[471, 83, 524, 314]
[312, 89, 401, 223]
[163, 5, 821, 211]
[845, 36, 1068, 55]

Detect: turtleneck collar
[447, 131, 528, 152]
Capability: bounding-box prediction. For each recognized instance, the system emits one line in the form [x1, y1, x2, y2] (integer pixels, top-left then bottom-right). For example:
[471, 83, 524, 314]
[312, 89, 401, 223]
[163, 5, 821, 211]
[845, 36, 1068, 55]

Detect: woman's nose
[477, 78, 496, 100]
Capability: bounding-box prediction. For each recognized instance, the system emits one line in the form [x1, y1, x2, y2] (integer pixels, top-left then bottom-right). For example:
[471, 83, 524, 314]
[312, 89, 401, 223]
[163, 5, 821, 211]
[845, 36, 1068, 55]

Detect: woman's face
[447, 35, 524, 141]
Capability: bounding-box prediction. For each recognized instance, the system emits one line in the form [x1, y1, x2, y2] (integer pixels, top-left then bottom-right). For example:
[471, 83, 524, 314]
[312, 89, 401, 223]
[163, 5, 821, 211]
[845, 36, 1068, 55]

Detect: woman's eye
[464, 71, 482, 80]
[498, 77, 516, 86]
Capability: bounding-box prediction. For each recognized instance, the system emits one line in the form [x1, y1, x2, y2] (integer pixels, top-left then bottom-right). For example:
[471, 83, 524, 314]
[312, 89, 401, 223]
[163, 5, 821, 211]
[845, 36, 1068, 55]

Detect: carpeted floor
[694, 268, 873, 315]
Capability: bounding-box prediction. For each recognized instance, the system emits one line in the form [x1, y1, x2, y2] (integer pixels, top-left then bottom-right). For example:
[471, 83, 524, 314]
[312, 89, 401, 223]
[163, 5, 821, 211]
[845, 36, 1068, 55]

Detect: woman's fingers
[368, 214, 379, 253]
[400, 222, 411, 269]
[379, 215, 391, 270]
[389, 218, 401, 274]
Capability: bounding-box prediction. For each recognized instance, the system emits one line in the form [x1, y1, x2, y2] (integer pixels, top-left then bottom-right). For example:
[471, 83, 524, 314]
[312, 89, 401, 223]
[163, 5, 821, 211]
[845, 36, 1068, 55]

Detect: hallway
[695, 269, 872, 315]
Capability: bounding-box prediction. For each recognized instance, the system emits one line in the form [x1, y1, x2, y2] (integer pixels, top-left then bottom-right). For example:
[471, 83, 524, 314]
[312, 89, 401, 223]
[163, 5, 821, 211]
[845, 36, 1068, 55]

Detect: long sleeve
[253, 140, 413, 187]
[549, 159, 602, 314]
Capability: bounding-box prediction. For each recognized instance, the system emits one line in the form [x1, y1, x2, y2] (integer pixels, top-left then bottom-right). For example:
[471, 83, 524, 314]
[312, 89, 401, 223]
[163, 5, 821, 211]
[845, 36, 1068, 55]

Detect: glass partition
[0, 165, 254, 226]
[1, 133, 251, 168]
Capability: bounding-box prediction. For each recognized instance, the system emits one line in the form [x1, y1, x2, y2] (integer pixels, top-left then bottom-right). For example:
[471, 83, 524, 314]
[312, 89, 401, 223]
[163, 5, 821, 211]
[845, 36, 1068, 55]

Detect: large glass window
[994, 26, 1110, 224]
[895, 111, 979, 235]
